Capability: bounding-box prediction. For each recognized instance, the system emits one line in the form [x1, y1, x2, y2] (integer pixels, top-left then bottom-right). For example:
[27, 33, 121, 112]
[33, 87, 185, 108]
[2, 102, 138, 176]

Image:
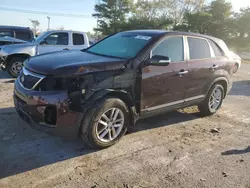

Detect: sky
[0, 0, 249, 33]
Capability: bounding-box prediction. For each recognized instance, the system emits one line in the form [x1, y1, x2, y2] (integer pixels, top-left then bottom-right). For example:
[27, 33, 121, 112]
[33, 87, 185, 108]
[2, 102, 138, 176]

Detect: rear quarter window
[208, 40, 224, 57]
[15, 30, 32, 41]
[73, 33, 85, 45]
[188, 37, 211, 60]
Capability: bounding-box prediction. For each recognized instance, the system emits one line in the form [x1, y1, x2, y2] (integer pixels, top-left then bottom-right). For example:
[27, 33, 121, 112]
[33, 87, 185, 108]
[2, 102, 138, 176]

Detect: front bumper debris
[14, 79, 83, 138]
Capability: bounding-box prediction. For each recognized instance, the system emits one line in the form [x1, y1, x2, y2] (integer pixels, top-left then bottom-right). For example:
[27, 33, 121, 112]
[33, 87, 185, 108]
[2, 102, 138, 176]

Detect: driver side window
[152, 36, 184, 63]
[43, 32, 69, 45]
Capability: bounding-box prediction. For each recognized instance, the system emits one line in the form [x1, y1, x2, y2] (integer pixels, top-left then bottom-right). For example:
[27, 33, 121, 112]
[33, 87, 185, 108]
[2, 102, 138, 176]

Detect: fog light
[37, 106, 46, 114]
[44, 106, 57, 125]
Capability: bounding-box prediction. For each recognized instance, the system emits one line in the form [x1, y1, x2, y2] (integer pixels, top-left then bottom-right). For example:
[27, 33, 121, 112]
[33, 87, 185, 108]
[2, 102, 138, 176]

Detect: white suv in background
[229, 51, 241, 73]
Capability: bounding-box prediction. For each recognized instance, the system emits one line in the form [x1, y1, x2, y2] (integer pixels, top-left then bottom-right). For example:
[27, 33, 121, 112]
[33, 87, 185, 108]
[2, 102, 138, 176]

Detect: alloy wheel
[96, 108, 124, 142]
[209, 87, 222, 111]
[11, 61, 23, 75]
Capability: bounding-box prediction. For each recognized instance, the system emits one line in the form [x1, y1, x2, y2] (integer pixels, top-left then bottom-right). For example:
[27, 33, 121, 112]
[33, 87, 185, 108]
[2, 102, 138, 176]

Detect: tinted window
[44, 32, 69, 45]
[152, 36, 184, 62]
[87, 33, 152, 59]
[188, 37, 211, 59]
[15, 30, 32, 41]
[0, 31, 12, 37]
[208, 40, 223, 57]
[73, 33, 85, 45]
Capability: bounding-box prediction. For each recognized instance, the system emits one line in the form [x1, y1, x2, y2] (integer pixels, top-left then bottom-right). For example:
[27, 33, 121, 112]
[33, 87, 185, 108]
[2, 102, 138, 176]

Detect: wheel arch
[83, 89, 138, 126]
[6, 53, 30, 66]
[207, 77, 228, 98]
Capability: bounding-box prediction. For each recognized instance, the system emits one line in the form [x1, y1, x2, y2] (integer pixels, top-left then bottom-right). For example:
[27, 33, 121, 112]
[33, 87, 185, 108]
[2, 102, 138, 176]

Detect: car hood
[25, 50, 128, 76]
[0, 37, 32, 47]
[0, 36, 28, 43]
[2, 42, 35, 48]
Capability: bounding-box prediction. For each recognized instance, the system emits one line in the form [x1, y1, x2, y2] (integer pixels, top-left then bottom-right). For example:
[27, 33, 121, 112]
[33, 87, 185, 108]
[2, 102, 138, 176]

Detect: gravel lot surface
[0, 65, 249, 188]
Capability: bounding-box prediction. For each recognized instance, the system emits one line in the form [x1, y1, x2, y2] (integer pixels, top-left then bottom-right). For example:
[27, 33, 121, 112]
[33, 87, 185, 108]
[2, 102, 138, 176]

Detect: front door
[141, 36, 188, 112]
[37, 32, 70, 54]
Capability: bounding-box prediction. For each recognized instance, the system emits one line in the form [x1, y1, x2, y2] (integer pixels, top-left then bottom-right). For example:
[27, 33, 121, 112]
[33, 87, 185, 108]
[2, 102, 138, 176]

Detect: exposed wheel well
[6, 54, 30, 65]
[107, 91, 137, 119]
[105, 91, 135, 107]
[94, 91, 138, 126]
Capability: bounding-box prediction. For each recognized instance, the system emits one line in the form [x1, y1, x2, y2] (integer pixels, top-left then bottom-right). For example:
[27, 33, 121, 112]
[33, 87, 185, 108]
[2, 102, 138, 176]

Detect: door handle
[63, 48, 69, 50]
[211, 64, 219, 70]
[178, 70, 188, 75]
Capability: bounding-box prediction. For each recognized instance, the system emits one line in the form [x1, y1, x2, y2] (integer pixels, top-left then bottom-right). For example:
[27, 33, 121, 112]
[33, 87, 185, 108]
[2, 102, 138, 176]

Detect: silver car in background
[0, 30, 90, 77]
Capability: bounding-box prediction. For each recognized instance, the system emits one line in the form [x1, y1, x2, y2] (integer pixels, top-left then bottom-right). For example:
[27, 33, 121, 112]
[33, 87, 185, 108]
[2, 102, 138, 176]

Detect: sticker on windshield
[135, 35, 151, 40]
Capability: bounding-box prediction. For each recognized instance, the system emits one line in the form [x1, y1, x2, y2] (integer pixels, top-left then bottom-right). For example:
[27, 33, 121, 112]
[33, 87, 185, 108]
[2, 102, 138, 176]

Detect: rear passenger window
[15, 30, 32, 41]
[208, 40, 223, 57]
[73, 33, 85, 45]
[152, 36, 184, 62]
[188, 37, 211, 60]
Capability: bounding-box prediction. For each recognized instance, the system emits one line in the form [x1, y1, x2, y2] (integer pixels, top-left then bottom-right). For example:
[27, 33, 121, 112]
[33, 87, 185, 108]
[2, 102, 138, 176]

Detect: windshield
[0, 31, 12, 38]
[86, 33, 153, 59]
[32, 32, 47, 43]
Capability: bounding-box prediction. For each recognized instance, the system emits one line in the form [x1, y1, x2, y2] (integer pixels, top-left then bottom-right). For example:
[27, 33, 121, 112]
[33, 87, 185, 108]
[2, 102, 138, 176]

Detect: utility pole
[95, 0, 101, 41]
[47, 16, 50, 31]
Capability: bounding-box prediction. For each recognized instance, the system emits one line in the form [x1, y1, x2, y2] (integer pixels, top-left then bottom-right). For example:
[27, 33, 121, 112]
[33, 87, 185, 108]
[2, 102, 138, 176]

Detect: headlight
[36, 76, 83, 92]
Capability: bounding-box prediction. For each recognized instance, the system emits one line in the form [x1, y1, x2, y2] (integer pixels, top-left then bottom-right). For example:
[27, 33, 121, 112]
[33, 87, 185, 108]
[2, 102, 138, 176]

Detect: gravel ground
[0, 65, 249, 188]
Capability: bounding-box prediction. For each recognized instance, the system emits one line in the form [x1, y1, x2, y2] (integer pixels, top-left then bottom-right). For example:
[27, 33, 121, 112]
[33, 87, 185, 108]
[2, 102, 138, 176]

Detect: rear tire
[80, 97, 130, 149]
[198, 84, 224, 117]
[7, 57, 27, 78]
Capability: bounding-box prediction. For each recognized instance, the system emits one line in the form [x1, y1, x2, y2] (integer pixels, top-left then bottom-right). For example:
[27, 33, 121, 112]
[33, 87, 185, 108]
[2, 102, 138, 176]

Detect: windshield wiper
[85, 50, 129, 59]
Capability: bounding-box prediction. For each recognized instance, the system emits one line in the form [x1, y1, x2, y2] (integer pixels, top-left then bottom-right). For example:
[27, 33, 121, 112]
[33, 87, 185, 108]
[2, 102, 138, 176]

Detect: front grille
[19, 68, 45, 90]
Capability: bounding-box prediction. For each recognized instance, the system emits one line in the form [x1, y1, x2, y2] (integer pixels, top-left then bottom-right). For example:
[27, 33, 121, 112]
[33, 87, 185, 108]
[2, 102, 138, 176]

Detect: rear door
[185, 36, 224, 101]
[37, 32, 70, 54]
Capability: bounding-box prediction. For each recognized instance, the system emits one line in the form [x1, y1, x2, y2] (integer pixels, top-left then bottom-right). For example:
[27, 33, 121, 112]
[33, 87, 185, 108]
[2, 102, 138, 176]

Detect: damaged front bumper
[0, 50, 8, 70]
[14, 79, 83, 138]
[0, 56, 7, 70]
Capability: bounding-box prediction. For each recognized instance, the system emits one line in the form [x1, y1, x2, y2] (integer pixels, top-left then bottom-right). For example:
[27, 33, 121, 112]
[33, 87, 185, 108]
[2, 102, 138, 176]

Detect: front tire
[198, 84, 224, 116]
[81, 97, 130, 149]
[7, 57, 27, 78]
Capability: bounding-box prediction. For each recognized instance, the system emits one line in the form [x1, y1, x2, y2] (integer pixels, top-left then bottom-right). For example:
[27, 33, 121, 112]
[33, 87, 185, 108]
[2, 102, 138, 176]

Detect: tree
[59, 26, 64, 30]
[157, 0, 205, 26]
[174, 11, 212, 33]
[86, 31, 95, 40]
[174, 0, 233, 40]
[122, 0, 173, 30]
[29, 19, 40, 33]
[229, 8, 250, 51]
[92, 0, 133, 35]
[207, 0, 232, 40]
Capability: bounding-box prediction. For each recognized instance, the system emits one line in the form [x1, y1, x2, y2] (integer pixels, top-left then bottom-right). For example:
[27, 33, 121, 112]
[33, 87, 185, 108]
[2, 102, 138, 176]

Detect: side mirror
[147, 55, 171, 66]
[40, 39, 48, 45]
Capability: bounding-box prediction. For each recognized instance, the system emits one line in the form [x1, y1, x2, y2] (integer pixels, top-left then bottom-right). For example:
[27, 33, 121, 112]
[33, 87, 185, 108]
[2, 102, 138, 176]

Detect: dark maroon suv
[14, 30, 234, 148]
